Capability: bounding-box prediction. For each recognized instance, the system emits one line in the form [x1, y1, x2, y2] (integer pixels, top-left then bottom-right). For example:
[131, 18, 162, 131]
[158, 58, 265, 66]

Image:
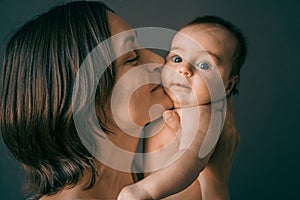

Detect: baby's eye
[171, 55, 182, 63]
[196, 62, 210, 70]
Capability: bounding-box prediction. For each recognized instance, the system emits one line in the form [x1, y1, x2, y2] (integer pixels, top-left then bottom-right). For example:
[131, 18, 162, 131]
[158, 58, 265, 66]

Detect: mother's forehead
[107, 11, 133, 35]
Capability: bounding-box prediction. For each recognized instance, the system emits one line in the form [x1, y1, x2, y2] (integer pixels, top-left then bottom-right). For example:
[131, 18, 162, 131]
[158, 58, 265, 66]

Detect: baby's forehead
[180, 23, 233, 39]
[174, 24, 236, 54]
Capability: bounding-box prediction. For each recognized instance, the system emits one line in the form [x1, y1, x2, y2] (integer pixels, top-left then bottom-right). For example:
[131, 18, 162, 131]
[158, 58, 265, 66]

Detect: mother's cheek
[129, 85, 152, 126]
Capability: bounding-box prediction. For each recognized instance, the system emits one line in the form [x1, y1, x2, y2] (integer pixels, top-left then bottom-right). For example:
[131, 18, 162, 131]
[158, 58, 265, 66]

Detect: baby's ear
[225, 75, 239, 96]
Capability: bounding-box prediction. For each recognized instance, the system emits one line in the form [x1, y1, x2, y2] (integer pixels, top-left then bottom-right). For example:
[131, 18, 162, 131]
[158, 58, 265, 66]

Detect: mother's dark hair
[0, 1, 115, 198]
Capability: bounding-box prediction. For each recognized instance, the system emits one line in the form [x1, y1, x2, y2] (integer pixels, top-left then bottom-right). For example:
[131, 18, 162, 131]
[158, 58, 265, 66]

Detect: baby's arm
[198, 96, 240, 200]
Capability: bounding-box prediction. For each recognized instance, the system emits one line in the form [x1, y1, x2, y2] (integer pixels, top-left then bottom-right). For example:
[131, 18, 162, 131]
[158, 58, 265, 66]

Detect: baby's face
[162, 25, 237, 108]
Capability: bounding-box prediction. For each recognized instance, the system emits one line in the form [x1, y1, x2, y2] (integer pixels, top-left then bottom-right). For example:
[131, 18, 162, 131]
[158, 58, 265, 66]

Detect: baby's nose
[178, 63, 193, 78]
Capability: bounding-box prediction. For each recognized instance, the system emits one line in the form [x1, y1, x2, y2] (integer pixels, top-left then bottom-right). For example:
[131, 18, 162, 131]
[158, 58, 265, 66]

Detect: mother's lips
[151, 84, 163, 92]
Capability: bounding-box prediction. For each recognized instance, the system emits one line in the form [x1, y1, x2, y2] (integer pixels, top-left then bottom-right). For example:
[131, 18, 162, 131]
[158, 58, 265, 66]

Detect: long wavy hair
[0, 1, 116, 198]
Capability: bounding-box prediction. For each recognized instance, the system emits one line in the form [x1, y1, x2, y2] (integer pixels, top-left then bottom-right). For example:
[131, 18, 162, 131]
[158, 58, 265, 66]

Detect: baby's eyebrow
[169, 46, 182, 52]
[170, 46, 219, 57]
[199, 50, 220, 63]
[198, 50, 221, 64]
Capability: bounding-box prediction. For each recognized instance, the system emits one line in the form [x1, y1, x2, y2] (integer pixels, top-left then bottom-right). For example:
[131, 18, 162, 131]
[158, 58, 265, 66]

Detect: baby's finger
[163, 110, 180, 131]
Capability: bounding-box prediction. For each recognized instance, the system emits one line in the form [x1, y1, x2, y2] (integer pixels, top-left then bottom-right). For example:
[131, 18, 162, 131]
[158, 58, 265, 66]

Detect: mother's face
[107, 12, 173, 129]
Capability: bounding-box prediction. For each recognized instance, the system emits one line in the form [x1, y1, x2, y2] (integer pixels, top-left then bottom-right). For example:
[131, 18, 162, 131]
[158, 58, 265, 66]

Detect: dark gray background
[0, 0, 299, 199]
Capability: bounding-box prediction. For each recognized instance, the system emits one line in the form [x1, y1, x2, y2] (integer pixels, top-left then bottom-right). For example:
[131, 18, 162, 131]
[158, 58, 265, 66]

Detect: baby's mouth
[170, 82, 191, 91]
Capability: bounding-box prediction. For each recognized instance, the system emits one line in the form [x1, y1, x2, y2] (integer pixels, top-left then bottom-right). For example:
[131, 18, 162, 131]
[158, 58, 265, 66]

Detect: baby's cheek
[163, 87, 176, 103]
[194, 81, 211, 104]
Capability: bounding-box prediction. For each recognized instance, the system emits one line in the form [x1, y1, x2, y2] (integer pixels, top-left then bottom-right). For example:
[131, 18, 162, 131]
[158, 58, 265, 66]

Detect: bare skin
[198, 96, 240, 200]
[164, 96, 240, 200]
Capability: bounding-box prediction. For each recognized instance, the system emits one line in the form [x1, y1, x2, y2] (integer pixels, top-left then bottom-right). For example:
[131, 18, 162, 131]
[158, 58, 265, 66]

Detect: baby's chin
[164, 88, 212, 109]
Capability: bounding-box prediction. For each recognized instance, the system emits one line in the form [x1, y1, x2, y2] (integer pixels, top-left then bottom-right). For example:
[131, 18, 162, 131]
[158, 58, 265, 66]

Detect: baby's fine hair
[181, 16, 247, 95]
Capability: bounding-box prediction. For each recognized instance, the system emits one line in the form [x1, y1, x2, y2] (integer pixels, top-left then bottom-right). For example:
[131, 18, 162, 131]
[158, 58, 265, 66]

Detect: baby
[118, 16, 247, 200]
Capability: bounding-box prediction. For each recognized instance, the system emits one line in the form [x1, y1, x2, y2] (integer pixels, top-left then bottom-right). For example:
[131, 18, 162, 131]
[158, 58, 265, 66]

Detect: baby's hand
[163, 110, 181, 131]
[117, 184, 152, 200]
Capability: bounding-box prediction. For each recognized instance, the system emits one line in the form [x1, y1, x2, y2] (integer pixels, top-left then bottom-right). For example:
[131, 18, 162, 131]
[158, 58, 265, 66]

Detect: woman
[0, 1, 239, 199]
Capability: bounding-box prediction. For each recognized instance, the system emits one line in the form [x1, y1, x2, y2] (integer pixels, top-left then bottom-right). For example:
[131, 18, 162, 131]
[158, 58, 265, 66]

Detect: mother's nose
[138, 49, 164, 72]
